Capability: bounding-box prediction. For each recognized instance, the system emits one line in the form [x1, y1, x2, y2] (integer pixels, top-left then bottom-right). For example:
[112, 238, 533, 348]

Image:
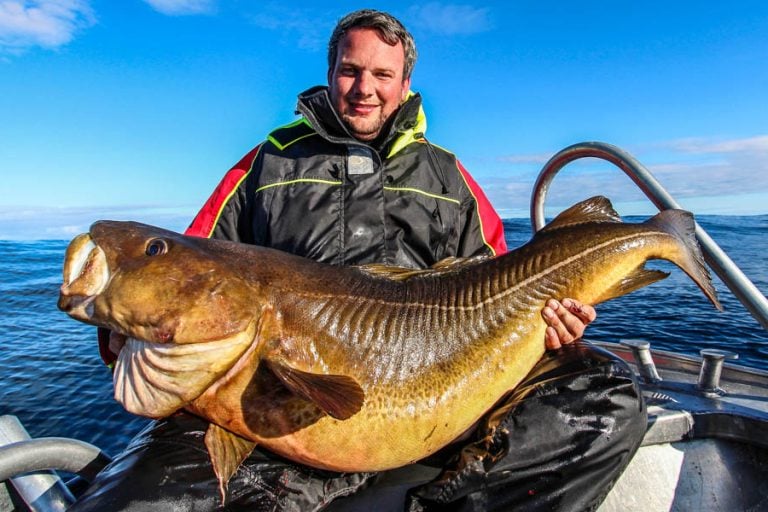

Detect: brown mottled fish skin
[58, 196, 721, 475]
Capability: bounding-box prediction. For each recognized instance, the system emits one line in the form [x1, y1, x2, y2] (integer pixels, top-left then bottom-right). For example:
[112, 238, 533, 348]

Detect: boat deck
[594, 340, 768, 512]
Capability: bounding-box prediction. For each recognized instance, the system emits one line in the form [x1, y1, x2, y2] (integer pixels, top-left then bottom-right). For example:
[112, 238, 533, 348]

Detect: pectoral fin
[267, 360, 364, 420]
[594, 266, 669, 304]
[204, 423, 257, 504]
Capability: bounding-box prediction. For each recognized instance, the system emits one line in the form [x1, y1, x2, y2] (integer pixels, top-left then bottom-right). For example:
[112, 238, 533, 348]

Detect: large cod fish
[58, 196, 721, 497]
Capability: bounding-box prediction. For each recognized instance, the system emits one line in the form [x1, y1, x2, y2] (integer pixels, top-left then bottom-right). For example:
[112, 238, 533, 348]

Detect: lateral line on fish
[289, 231, 664, 311]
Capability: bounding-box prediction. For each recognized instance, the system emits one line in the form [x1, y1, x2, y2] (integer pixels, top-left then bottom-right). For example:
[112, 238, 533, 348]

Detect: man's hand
[542, 298, 596, 350]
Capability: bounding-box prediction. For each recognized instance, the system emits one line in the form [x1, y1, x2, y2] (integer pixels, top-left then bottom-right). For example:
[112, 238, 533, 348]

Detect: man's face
[328, 27, 411, 142]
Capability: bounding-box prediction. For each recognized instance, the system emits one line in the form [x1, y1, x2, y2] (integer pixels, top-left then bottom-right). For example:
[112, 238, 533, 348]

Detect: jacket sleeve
[455, 159, 508, 257]
[184, 145, 261, 241]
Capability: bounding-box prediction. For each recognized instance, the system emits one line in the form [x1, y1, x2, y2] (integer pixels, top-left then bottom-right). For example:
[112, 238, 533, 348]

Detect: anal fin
[267, 359, 364, 420]
[594, 267, 670, 304]
[204, 423, 257, 504]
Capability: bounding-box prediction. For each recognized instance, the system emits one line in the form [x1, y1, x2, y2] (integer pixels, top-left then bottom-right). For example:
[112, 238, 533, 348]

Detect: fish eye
[145, 238, 168, 257]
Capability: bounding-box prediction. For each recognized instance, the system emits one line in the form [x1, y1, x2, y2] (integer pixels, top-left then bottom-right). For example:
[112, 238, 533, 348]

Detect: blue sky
[1, 1, 767, 239]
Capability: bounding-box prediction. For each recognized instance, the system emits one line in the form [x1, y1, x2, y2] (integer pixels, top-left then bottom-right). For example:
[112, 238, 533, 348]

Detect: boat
[2, 142, 767, 511]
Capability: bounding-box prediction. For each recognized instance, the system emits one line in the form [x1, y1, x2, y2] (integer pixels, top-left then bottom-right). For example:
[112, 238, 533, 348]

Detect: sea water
[1, 215, 766, 457]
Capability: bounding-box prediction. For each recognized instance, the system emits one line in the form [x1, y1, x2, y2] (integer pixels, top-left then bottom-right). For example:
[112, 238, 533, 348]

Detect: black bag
[405, 342, 647, 512]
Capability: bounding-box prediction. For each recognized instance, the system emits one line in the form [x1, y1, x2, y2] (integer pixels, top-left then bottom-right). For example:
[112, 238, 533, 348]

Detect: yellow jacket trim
[255, 178, 343, 194]
[383, 186, 461, 204]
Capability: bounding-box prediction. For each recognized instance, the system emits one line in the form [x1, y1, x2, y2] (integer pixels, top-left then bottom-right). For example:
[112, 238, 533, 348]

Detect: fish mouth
[58, 233, 109, 321]
[113, 322, 256, 418]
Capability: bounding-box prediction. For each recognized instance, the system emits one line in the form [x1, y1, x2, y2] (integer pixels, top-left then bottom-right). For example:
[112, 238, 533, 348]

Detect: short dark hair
[328, 9, 417, 79]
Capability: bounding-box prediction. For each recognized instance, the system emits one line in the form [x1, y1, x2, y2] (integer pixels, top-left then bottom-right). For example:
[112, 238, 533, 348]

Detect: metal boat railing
[530, 141, 768, 331]
[0, 415, 110, 511]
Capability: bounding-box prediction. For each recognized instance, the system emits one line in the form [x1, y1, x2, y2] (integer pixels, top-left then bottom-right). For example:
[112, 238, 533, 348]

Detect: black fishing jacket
[186, 86, 506, 268]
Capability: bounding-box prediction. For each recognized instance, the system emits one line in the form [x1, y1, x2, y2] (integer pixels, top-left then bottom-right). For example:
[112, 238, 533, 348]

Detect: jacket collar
[295, 86, 425, 155]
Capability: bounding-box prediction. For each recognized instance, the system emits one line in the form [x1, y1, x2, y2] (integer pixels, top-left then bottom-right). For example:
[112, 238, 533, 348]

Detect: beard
[340, 112, 387, 141]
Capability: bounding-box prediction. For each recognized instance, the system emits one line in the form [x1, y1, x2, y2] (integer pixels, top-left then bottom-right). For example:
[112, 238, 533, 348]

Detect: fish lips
[58, 233, 109, 321]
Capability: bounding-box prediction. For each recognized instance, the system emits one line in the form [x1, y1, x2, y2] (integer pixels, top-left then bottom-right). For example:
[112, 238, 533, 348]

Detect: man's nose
[353, 72, 374, 96]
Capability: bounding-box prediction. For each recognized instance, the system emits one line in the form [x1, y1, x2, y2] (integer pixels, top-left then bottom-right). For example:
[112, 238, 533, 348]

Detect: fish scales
[58, 196, 721, 496]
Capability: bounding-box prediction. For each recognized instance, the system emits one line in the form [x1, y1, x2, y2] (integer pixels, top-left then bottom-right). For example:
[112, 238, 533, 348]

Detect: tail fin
[645, 209, 723, 310]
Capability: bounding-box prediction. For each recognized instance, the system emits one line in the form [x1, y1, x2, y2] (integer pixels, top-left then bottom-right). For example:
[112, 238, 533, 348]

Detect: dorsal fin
[266, 359, 365, 420]
[539, 196, 623, 234]
[430, 254, 491, 270]
[356, 264, 428, 281]
[357, 255, 489, 281]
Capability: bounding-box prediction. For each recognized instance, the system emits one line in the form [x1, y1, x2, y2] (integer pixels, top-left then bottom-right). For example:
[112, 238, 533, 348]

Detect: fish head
[58, 221, 263, 417]
[59, 220, 257, 344]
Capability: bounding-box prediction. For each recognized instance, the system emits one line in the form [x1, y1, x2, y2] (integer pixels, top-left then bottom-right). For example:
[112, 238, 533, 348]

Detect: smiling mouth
[349, 102, 378, 115]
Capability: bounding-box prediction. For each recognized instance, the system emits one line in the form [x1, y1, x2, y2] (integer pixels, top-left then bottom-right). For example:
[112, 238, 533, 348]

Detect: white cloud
[248, 7, 331, 51]
[407, 3, 493, 35]
[248, 4, 494, 53]
[665, 135, 768, 155]
[649, 135, 768, 201]
[0, 0, 95, 52]
[497, 152, 552, 165]
[142, 0, 215, 16]
[0, 205, 193, 240]
[485, 136, 768, 217]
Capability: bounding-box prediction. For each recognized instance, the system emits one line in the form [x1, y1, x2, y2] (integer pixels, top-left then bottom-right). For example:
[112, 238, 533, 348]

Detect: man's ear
[401, 77, 411, 101]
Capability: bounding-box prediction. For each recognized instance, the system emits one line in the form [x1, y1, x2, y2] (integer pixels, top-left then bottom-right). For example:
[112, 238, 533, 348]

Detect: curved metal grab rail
[0, 437, 111, 483]
[1, 414, 112, 510]
[530, 141, 768, 331]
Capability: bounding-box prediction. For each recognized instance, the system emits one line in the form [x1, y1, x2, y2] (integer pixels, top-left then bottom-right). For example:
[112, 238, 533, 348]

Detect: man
[77, 9, 643, 512]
